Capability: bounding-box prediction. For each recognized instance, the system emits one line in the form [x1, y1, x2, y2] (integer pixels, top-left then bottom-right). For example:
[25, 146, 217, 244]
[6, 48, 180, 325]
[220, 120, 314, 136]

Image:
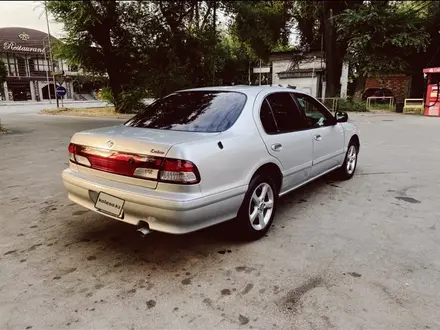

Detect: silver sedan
[62, 86, 360, 240]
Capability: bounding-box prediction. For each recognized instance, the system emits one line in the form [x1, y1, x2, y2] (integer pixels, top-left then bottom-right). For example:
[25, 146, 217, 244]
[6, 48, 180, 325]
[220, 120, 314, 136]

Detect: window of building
[34, 58, 52, 72]
[7, 56, 18, 76]
[1, 58, 8, 76]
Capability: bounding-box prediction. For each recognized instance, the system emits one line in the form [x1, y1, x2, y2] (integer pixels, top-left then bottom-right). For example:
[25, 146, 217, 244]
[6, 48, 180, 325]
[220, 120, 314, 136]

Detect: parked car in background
[63, 86, 360, 240]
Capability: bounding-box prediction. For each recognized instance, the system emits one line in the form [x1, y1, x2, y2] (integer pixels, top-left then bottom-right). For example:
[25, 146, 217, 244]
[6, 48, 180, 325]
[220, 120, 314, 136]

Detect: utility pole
[248, 60, 251, 85]
[43, 37, 51, 103]
[259, 59, 262, 86]
[44, 0, 59, 108]
[212, 0, 216, 86]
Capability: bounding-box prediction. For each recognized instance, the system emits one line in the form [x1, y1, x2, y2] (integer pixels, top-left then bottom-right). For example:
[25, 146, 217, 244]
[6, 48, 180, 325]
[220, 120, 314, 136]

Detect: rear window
[125, 91, 247, 132]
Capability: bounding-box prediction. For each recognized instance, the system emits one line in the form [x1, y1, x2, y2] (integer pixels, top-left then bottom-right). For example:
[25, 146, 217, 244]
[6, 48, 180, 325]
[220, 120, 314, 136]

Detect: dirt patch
[40, 107, 134, 119]
[395, 196, 421, 204]
[281, 276, 323, 310]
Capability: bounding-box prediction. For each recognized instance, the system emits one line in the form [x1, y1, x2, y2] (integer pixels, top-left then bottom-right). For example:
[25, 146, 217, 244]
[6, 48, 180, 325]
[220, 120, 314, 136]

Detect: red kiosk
[423, 67, 440, 117]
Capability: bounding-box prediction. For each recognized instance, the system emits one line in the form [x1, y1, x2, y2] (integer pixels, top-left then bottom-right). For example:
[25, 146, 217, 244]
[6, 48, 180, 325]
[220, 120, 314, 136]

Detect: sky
[0, 1, 64, 37]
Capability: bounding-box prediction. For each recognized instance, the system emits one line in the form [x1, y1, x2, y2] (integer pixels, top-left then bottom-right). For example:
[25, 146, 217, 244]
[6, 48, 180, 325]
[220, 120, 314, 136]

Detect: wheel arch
[349, 134, 360, 149]
[250, 162, 283, 194]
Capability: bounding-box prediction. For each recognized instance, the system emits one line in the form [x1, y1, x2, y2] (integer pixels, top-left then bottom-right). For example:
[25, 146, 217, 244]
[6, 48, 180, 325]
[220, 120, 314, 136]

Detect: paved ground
[1, 110, 440, 330]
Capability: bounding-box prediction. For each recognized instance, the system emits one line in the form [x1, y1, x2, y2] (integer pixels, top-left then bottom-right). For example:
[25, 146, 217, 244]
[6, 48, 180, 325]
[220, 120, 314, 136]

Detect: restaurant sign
[3, 41, 45, 53]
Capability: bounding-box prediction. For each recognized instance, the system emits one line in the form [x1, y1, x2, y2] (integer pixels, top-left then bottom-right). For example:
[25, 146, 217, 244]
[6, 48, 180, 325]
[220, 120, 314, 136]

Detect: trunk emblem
[150, 148, 165, 155]
[107, 140, 115, 148]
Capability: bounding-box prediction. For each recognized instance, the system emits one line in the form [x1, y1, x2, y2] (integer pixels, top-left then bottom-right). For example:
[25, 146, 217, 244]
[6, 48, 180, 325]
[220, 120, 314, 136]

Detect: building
[0, 27, 80, 102]
[269, 50, 349, 99]
[364, 75, 411, 105]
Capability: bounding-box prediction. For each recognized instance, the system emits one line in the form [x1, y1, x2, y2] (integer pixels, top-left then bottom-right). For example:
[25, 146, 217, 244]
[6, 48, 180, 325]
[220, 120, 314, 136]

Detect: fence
[320, 98, 340, 111]
[366, 96, 395, 111]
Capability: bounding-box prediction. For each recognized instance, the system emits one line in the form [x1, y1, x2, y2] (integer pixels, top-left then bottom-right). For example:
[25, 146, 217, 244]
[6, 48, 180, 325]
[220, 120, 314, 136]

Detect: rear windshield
[125, 91, 247, 132]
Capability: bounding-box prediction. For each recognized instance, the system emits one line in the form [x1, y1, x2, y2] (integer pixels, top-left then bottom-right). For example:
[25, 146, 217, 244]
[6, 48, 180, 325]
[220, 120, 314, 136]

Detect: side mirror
[335, 111, 348, 123]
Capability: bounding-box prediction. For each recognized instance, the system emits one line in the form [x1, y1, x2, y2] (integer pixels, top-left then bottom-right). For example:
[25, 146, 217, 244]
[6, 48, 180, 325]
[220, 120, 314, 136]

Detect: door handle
[271, 143, 283, 151]
[314, 134, 322, 141]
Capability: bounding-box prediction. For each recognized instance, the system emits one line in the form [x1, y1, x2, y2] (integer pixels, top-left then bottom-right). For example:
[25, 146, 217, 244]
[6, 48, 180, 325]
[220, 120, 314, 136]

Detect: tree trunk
[353, 75, 366, 100]
[322, 2, 339, 97]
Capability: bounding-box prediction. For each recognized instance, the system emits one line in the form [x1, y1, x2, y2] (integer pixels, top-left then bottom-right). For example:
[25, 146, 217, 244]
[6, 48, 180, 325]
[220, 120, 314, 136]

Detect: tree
[337, 1, 430, 79]
[141, 1, 219, 96]
[399, 1, 440, 97]
[215, 33, 252, 85]
[292, 1, 363, 97]
[47, 1, 151, 113]
[224, 1, 291, 61]
[44, 0, 304, 110]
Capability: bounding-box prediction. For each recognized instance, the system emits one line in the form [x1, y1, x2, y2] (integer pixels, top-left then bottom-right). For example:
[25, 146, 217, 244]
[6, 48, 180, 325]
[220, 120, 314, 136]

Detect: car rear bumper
[62, 169, 247, 234]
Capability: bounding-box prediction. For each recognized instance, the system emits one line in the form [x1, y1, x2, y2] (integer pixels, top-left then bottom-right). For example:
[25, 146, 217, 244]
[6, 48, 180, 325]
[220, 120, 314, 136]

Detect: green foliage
[46, 0, 289, 110]
[118, 89, 149, 114]
[47, 1, 149, 113]
[291, 1, 322, 51]
[337, 2, 430, 78]
[215, 33, 253, 85]
[225, 1, 291, 60]
[100, 87, 113, 104]
[337, 99, 368, 112]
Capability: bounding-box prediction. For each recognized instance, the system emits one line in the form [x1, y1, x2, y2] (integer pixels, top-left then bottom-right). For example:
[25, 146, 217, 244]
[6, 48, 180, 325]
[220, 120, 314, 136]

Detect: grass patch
[337, 99, 369, 112]
[40, 107, 135, 118]
[0, 119, 8, 134]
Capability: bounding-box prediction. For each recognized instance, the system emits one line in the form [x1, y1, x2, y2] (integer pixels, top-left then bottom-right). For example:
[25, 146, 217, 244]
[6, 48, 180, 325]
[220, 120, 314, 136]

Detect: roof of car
[178, 85, 308, 98]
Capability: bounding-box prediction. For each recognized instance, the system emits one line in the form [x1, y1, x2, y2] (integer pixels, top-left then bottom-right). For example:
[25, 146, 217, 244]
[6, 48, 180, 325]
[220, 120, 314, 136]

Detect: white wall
[272, 59, 291, 85]
[272, 57, 325, 86]
[271, 55, 350, 99]
[277, 76, 320, 98]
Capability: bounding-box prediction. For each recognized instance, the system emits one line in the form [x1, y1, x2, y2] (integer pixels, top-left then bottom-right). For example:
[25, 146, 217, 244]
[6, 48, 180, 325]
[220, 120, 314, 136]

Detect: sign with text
[253, 67, 270, 73]
[3, 41, 45, 53]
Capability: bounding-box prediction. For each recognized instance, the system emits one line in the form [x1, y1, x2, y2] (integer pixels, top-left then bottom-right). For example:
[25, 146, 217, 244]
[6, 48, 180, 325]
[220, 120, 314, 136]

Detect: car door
[293, 93, 345, 178]
[256, 92, 313, 193]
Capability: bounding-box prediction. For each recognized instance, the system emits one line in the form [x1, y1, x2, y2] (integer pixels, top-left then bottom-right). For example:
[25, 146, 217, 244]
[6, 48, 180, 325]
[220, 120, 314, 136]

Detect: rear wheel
[338, 142, 358, 180]
[236, 174, 277, 240]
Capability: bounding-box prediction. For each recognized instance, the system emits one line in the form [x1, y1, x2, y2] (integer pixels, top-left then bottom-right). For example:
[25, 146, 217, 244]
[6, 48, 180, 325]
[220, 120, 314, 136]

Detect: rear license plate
[95, 192, 124, 217]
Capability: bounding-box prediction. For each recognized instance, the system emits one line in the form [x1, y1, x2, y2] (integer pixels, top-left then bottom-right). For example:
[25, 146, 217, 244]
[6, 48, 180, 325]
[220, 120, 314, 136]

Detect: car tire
[338, 142, 358, 180]
[236, 174, 278, 240]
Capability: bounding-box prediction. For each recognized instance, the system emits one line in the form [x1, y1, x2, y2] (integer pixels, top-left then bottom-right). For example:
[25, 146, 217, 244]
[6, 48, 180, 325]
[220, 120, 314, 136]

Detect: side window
[260, 99, 278, 134]
[294, 94, 334, 128]
[265, 92, 307, 133]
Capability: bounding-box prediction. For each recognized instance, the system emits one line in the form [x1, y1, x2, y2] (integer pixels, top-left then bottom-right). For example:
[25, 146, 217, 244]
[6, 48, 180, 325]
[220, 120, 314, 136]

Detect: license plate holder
[94, 192, 125, 217]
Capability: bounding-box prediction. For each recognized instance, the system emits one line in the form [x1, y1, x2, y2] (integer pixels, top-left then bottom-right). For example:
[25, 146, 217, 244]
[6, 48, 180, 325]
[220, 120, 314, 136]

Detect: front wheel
[236, 174, 278, 240]
[338, 142, 358, 180]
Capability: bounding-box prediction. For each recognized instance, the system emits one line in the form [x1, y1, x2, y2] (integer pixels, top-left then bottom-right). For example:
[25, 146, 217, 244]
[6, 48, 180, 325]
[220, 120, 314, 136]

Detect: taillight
[68, 143, 200, 184]
[159, 159, 200, 184]
[68, 143, 76, 162]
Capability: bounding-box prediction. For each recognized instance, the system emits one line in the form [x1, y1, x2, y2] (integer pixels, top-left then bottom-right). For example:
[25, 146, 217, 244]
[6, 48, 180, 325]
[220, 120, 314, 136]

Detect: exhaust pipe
[137, 221, 151, 237]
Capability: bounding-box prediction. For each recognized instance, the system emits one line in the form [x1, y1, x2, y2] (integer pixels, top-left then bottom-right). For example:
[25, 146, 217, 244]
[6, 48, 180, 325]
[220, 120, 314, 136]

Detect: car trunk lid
[70, 125, 217, 189]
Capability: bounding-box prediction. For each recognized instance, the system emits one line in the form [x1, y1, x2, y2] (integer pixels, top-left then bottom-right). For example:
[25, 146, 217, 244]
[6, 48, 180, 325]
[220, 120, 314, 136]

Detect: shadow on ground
[55, 171, 339, 271]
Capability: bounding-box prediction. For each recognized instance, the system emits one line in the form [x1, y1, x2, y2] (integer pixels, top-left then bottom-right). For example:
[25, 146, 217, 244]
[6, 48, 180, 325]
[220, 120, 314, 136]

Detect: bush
[100, 87, 114, 104]
[336, 98, 368, 112]
[117, 89, 149, 114]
